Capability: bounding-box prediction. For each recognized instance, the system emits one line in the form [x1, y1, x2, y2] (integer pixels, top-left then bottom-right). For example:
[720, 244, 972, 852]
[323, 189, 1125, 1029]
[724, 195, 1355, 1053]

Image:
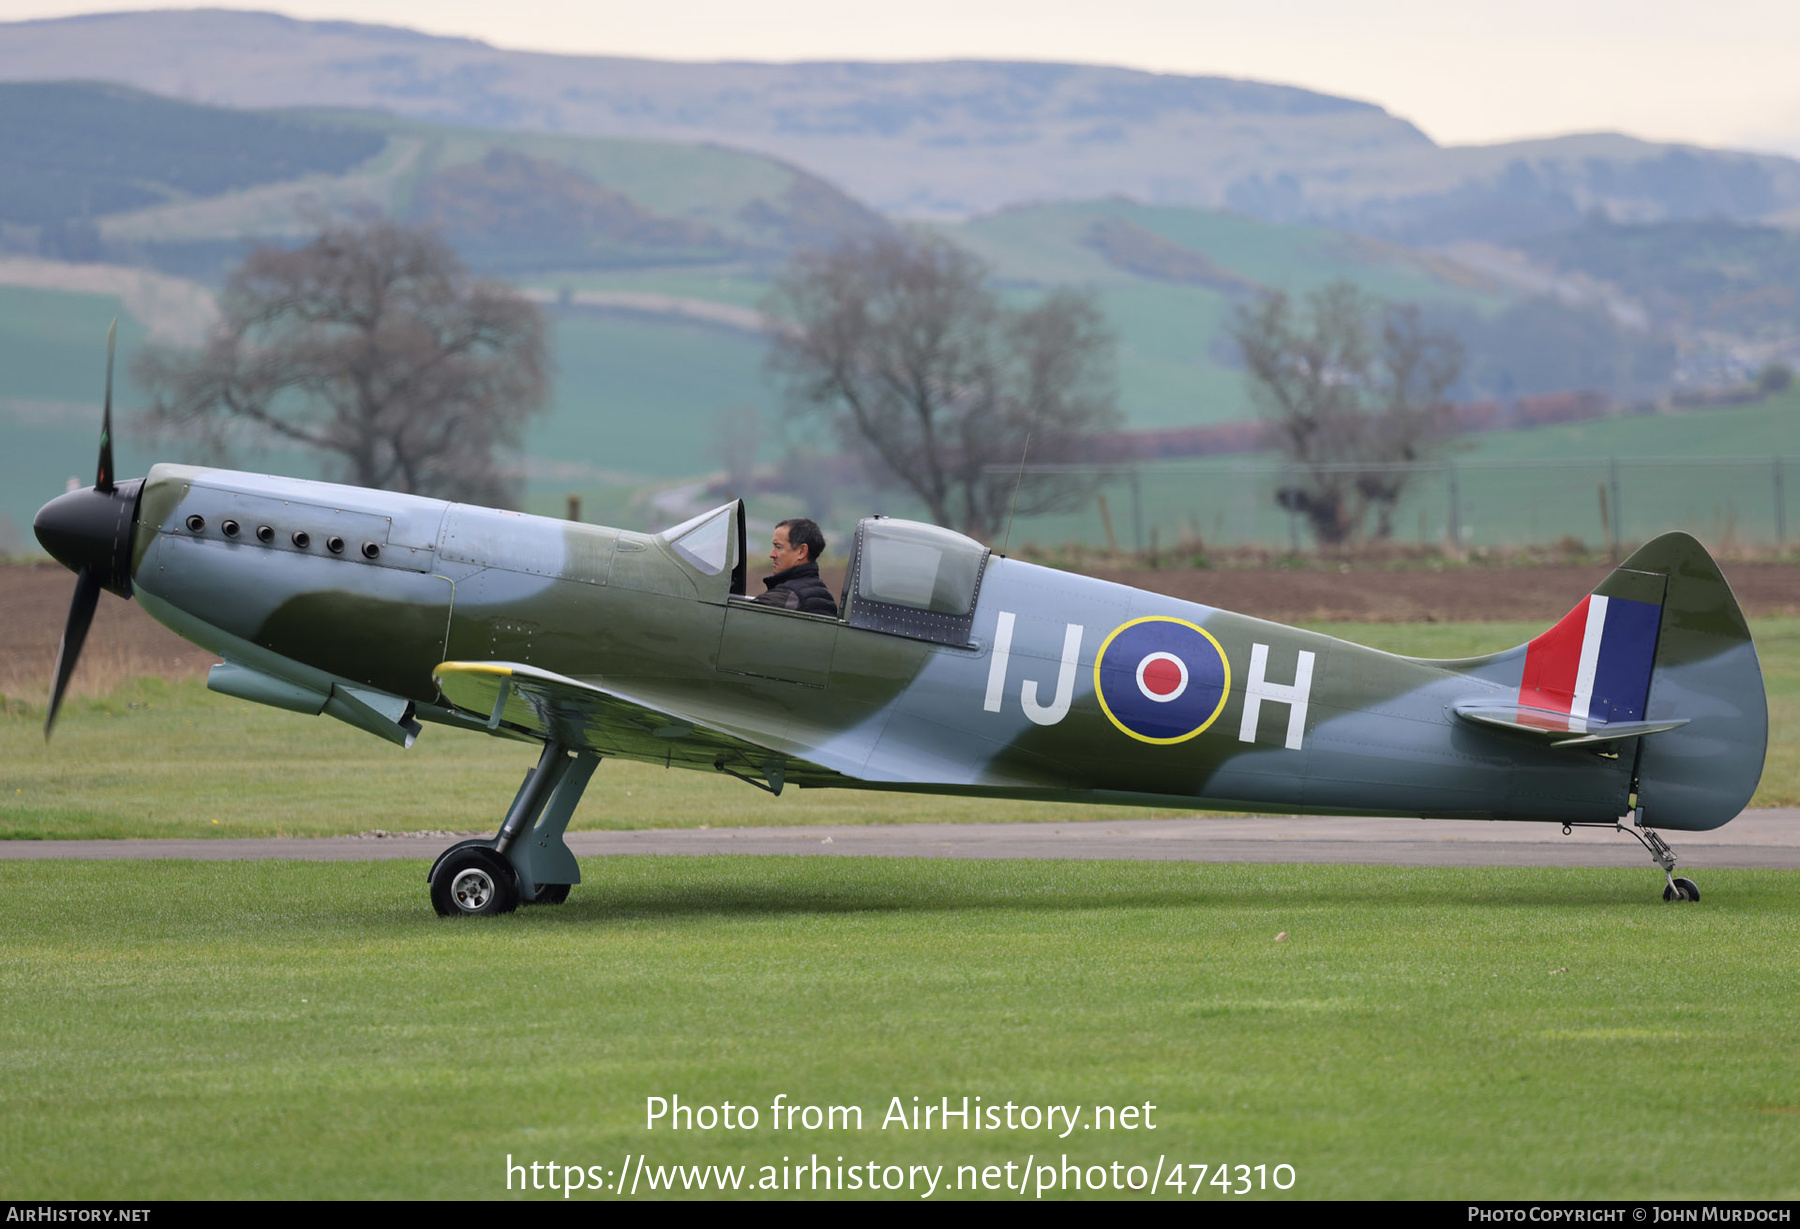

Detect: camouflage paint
[128, 465, 1764, 832]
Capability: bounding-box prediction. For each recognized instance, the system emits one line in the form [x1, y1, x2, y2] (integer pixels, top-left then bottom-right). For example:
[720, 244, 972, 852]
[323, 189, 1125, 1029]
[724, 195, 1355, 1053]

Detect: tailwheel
[1662, 876, 1701, 903]
[430, 847, 520, 917]
[1616, 809, 1700, 904]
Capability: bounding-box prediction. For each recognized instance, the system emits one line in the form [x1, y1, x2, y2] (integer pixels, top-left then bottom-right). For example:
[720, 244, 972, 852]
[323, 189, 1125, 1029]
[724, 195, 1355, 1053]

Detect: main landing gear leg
[1616, 807, 1700, 903]
[427, 742, 600, 917]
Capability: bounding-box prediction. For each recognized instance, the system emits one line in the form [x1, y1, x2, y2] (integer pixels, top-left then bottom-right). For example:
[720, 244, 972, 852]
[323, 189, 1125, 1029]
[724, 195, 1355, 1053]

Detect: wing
[432, 661, 849, 792]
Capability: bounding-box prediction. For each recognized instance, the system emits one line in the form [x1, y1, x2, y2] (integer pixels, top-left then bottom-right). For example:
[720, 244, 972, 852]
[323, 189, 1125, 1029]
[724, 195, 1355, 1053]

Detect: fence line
[994, 456, 1797, 553]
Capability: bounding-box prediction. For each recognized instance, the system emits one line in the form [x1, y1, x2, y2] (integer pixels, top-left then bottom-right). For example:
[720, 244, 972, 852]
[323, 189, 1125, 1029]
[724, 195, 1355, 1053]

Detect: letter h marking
[1238, 642, 1315, 750]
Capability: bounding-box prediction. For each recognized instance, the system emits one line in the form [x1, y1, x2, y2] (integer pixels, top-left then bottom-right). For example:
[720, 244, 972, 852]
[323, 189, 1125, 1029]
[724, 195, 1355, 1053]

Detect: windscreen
[663, 506, 732, 576]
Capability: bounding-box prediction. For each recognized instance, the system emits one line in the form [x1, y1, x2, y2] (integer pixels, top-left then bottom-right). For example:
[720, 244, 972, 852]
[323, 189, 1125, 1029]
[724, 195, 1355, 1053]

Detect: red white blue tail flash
[1518, 594, 1663, 730]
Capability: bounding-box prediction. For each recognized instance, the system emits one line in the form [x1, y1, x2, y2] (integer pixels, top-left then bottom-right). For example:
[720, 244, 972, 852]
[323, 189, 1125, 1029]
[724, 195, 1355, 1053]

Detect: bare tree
[766, 232, 1118, 540]
[1231, 281, 1461, 545]
[136, 217, 549, 506]
[1361, 303, 1465, 538]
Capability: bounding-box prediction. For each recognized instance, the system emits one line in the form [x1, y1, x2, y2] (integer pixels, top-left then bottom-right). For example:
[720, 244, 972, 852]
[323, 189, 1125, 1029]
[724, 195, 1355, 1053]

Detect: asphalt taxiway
[4, 811, 1797, 868]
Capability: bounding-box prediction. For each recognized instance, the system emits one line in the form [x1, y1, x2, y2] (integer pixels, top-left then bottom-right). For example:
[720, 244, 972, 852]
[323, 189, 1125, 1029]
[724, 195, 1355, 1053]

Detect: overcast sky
[5, 1, 1798, 155]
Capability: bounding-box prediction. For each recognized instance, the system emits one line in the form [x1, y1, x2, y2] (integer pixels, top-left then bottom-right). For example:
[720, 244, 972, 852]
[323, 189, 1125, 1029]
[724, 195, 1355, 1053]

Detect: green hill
[0, 80, 384, 257]
[0, 191, 1568, 545]
[0, 83, 1699, 435]
[0, 85, 1770, 550]
[1514, 217, 1800, 340]
[938, 199, 1512, 426]
[60, 97, 891, 281]
[524, 198, 1527, 433]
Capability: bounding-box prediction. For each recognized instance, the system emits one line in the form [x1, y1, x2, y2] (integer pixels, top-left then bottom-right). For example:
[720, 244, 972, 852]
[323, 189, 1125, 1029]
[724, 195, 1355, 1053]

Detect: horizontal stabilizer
[1453, 702, 1689, 748]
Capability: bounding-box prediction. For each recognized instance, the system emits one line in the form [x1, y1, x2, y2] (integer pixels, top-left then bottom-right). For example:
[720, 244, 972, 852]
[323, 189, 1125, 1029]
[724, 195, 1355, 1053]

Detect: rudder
[1612, 534, 1766, 830]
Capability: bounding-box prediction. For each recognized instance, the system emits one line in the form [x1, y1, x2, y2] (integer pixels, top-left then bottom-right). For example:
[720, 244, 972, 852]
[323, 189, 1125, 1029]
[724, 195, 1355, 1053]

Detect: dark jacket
[754, 562, 839, 616]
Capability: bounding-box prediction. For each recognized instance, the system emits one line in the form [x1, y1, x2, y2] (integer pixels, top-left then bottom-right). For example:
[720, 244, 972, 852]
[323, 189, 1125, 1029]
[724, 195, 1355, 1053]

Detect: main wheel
[526, 883, 571, 906]
[430, 847, 520, 917]
[1663, 876, 1701, 903]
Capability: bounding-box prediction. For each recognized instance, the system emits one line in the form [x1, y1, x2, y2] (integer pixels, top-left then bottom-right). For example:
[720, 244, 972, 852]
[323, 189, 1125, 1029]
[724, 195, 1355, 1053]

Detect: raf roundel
[1094, 617, 1231, 744]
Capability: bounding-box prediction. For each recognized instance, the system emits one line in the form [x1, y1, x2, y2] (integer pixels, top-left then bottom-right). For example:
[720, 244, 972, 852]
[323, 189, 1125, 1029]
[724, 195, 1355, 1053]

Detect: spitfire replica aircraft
[36, 330, 1766, 915]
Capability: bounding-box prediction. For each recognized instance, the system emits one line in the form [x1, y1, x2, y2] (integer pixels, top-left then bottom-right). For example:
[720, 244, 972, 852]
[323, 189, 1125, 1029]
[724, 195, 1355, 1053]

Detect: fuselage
[128, 463, 1634, 824]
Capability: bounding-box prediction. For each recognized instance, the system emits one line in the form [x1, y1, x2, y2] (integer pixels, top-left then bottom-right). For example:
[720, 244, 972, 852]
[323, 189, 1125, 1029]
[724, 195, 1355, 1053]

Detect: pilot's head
[771, 517, 826, 571]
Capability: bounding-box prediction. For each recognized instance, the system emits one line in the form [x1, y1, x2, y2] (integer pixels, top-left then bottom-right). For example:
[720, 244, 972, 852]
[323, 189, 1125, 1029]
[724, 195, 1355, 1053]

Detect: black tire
[1672, 876, 1700, 903]
[430, 847, 519, 917]
[528, 883, 571, 906]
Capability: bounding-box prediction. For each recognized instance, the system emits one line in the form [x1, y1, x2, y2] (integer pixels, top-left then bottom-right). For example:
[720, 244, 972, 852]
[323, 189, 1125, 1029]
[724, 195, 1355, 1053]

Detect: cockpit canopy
[663, 506, 989, 645]
[845, 517, 989, 647]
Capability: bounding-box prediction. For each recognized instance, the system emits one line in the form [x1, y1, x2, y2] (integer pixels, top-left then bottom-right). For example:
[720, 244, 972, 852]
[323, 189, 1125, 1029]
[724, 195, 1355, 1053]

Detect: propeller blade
[96, 317, 116, 494]
[44, 567, 102, 739]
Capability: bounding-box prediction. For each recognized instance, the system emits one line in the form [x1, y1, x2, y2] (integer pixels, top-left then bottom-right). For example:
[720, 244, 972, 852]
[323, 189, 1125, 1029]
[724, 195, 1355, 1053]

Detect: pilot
[754, 517, 838, 616]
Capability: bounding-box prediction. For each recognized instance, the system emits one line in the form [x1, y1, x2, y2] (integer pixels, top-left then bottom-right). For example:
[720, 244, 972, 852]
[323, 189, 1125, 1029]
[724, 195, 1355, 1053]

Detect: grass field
[5, 619, 1798, 841]
[1007, 387, 1800, 554]
[530, 313, 777, 482]
[1, 857, 1795, 1199]
[4, 631, 1796, 1201]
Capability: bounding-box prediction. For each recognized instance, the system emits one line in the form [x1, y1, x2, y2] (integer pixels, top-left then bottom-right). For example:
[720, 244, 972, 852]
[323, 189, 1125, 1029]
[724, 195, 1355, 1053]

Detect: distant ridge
[0, 79, 893, 277]
[7, 9, 1798, 240]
